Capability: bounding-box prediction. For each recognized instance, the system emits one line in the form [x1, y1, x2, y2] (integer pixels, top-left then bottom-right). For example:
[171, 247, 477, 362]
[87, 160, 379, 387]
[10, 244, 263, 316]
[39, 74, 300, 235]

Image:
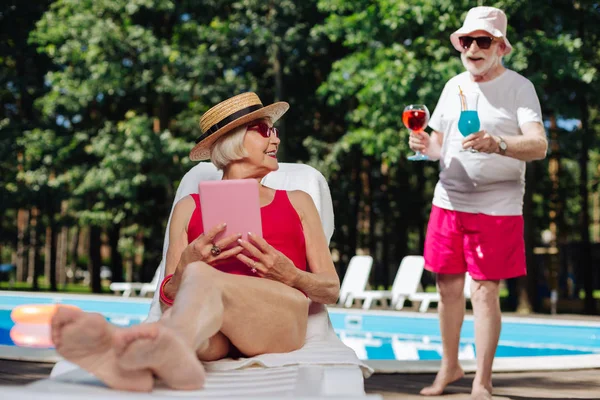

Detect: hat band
[196, 104, 263, 143]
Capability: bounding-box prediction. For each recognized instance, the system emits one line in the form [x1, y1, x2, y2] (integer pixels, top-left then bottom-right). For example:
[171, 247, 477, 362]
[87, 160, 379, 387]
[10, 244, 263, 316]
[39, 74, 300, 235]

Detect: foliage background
[1, 0, 599, 313]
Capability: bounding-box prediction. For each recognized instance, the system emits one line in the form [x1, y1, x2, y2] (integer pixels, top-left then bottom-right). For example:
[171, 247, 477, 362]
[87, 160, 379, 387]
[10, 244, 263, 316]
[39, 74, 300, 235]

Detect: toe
[51, 306, 83, 347]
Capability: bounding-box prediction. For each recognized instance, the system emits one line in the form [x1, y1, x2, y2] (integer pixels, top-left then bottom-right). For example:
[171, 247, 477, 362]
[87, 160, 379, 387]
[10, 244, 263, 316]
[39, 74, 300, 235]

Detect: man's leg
[470, 279, 501, 399]
[420, 272, 466, 396]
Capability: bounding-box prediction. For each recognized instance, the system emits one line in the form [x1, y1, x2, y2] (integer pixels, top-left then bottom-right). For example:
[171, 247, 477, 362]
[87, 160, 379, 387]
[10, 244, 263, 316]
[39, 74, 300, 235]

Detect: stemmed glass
[403, 104, 430, 161]
[457, 89, 480, 152]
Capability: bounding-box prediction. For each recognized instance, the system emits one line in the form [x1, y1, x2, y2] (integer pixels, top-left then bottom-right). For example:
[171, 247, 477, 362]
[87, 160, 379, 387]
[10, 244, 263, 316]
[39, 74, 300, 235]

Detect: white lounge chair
[338, 255, 373, 307]
[409, 273, 473, 313]
[109, 268, 160, 298]
[29, 162, 376, 399]
[346, 256, 425, 310]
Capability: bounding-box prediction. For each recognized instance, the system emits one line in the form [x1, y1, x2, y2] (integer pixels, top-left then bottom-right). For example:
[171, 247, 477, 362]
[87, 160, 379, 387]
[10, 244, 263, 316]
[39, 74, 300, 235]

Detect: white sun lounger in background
[345, 255, 425, 310]
[109, 268, 160, 298]
[338, 255, 373, 308]
[409, 273, 473, 313]
[15, 162, 377, 399]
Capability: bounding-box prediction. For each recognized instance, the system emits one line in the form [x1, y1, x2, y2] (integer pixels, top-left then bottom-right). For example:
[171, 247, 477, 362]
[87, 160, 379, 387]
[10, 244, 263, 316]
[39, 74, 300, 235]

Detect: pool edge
[367, 353, 600, 373]
[0, 345, 60, 363]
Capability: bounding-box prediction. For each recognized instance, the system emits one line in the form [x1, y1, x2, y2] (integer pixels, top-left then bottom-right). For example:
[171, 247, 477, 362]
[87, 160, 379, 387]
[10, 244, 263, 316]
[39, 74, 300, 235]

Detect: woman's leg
[209, 263, 309, 356]
[120, 261, 309, 363]
[50, 307, 154, 392]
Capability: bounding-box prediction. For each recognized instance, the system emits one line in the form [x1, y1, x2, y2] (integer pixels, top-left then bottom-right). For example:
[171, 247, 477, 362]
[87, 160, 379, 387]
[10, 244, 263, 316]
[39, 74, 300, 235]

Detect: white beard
[461, 51, 501, 77]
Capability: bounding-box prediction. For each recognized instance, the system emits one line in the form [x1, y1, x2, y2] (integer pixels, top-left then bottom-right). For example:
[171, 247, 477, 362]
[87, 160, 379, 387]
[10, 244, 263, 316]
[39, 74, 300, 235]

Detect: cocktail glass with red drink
[403, 104, 430, 161]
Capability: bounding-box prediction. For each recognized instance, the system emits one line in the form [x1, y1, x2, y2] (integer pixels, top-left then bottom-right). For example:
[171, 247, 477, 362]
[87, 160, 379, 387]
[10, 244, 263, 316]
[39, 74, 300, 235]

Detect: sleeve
[516, 80, 543, 127]
[428, 82, 450, 133]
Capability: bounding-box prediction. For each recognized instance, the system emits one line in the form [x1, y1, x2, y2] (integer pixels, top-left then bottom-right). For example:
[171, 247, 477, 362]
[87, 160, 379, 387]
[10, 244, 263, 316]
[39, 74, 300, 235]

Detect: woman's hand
[180, 223, 243, 267]
[236, 232, 300, 287]
[165, 223, 243, 301]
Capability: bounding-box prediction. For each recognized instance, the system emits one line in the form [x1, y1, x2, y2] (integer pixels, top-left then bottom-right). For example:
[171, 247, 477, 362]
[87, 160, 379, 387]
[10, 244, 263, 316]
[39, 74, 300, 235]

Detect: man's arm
[496, 121, 548, 161]
[462, 121, 548, 161]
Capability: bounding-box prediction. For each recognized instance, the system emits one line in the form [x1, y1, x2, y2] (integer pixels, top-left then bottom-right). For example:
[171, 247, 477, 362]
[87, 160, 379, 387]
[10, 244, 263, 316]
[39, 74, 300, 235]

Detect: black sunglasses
[247, 121, 279, 138]
[459, 36, 497, 50]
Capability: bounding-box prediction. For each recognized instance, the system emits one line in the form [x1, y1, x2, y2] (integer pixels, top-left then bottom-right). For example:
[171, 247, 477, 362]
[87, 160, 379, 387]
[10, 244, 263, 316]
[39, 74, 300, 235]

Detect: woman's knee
[196, 332, 231, 362]
[182, 261, 212, 280]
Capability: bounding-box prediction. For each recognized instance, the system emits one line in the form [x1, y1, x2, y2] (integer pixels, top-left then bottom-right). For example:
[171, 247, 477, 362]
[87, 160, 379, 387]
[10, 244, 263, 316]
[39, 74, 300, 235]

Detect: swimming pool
[1, 291, 599, 371]
[0, 292, 150, 361]
[330, 308, 600, 372]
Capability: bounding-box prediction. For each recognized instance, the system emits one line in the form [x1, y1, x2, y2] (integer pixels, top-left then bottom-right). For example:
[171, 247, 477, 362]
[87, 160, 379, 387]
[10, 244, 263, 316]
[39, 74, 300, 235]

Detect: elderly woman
[51, 93, 340, 392]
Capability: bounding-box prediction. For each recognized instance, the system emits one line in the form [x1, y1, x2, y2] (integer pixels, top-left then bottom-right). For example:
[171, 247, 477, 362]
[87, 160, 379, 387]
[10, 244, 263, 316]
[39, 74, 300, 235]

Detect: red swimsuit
[187, 190, 307, 276]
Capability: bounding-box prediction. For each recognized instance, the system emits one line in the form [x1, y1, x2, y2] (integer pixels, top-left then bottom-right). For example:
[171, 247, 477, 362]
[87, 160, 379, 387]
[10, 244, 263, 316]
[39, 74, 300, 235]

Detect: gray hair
[210, 125, 248, 170]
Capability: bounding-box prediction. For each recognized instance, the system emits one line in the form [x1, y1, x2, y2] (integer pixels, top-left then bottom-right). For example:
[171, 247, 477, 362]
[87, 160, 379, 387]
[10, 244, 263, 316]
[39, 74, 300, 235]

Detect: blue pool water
[0, 293, 150, 350]
[1, 293, 600, 361]
[330, 311, 600, 360]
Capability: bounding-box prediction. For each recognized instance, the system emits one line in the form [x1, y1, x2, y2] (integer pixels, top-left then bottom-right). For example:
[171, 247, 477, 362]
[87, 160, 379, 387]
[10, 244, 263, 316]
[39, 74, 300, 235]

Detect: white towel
[145, 162, 372, 378]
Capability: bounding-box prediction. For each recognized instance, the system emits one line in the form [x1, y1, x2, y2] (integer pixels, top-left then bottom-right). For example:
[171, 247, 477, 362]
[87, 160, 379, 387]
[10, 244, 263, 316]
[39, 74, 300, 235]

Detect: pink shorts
[424, 205, 526, 280]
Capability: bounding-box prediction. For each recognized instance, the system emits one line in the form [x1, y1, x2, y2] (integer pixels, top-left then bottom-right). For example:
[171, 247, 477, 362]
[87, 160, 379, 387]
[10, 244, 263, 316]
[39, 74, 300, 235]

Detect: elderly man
[408, 6, 547, 399]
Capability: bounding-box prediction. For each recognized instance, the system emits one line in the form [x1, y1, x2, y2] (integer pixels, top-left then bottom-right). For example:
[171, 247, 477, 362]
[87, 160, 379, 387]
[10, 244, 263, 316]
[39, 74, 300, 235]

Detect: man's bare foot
[420, 366, 465, 396]
[115, 322, 205, 390]
[51, 306, 153, 392]
[471, 386, 493, 400]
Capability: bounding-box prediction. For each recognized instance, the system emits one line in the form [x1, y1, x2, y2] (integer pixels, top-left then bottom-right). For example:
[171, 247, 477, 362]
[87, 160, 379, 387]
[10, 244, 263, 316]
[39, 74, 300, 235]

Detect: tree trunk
[57, 201, 68, 288]
[16, 209, 29, 283]
[341, 159, 360, 279]
[579, 100, 595, 314]
[142, 230, 159, 282]
[416, 163, 426, 254]
[44, 225, 52, 287]
[134, 231, 144, 282]
[381, 162, 391, 288]
[270, 3, 285, 161]
[46, 225, 58, 292]
[546, 117, 561, 314]
[88, 226, 103, 293]
[109, 224, 123, 282]
[68, 226, 80, 284]
[577, 0, 596, 316]
[520, 162, 535, 313]
[27, 208, 39, 289]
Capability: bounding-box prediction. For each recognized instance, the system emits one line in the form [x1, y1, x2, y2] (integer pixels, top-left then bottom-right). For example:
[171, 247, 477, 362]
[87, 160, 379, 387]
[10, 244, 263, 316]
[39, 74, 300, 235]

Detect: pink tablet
[198, 179, 263, 248]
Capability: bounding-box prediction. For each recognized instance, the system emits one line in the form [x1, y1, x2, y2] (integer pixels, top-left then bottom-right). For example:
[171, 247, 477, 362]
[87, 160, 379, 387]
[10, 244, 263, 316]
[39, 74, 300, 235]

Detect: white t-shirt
[428, 69, 543, 216]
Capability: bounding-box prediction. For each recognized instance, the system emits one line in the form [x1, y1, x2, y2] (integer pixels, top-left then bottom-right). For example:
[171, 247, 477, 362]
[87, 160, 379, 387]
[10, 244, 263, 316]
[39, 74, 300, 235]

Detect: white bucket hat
[450, 6, 512, 55]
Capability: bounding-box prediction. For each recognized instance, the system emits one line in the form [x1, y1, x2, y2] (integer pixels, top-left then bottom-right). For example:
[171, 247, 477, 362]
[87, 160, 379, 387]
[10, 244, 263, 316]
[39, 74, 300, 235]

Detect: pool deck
[1, 359, 599, 399]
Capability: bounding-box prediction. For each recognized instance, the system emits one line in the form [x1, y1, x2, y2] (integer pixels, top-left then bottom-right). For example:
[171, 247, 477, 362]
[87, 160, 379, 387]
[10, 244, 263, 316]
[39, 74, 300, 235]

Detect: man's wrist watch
[497, 136, 507, 155]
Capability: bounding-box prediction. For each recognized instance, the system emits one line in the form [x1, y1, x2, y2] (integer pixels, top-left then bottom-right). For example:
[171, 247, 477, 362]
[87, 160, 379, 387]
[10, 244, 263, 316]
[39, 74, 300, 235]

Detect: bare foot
[51, 306, 153, 392]
[471, 386, 493, 400]
[115, 322, 205, 390]
[420, 366, 465, 396]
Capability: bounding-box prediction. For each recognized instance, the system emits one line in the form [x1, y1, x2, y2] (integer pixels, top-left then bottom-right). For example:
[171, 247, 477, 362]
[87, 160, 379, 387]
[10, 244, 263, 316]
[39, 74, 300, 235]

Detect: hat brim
[450, 22, 512, 55]
[189, 101, 290, 161]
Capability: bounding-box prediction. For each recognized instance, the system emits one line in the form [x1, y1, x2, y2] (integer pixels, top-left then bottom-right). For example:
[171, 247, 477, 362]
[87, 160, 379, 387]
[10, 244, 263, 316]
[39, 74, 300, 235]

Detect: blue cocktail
[458, 110, 480, 137]
[457, 90, 480, 152]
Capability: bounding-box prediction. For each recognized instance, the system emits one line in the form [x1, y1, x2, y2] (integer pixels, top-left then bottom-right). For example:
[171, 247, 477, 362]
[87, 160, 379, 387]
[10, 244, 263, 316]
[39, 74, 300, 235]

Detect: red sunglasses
[459, 36, 497, 50]
[247, 121, 279, 138]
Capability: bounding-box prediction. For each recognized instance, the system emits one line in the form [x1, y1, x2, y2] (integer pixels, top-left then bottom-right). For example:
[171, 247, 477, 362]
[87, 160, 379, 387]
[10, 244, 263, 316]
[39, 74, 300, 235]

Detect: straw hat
[450, 6, 513, 55]
[190, 92, 289, 161]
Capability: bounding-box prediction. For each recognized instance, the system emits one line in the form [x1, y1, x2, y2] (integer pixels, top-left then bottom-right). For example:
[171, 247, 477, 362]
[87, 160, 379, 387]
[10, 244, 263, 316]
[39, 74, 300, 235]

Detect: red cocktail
[403, 104, 430, 161]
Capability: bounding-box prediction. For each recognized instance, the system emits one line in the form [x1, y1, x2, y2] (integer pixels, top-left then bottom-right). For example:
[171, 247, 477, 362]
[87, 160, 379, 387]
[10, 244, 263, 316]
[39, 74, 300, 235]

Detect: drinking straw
[458, 85, 466, 111]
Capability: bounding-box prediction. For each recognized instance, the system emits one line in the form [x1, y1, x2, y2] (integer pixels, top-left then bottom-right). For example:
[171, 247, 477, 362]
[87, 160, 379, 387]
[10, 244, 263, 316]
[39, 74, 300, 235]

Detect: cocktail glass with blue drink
[457, 89, 480, 152]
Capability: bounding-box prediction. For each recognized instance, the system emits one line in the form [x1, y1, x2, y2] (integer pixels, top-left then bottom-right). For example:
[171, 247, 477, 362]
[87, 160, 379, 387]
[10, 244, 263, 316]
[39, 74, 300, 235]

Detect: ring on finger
[251, 261, 257, 274]
[210, 244, 221, 256]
